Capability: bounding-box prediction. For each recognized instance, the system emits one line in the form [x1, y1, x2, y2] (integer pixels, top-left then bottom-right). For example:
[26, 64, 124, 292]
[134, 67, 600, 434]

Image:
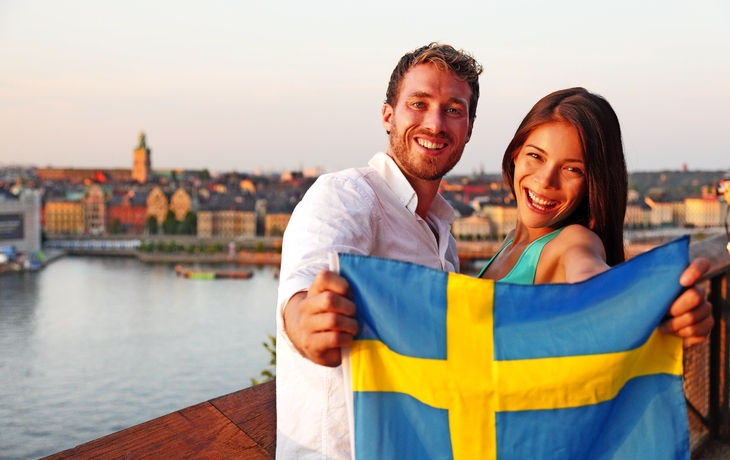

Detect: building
[624, 200, 650, 228]
[82, 185, 107, 235]
[0, 188, 42, 253]
[132, 132, 152, 184]
[478, 204, 518, 239]
[107, 191, 148, 234]
[36, 168, 131, 184]
[44, 199, 84, 235]
[146, 186, 169, 224]
[643, 197, 677, 227]
[169, 188, 192, 221]
[197, 194, 256, 238]
[264, 213, 291, 237]
[452, 215, 493, 240]
[685, 196, 724, 228]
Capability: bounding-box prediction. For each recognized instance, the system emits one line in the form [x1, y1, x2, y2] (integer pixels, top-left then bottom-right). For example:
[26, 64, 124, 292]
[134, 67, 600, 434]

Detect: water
[0, 256, 278, 460]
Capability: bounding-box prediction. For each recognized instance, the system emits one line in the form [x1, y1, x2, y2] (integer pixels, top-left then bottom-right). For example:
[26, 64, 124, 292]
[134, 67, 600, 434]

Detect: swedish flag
[339, 236, 690, 459]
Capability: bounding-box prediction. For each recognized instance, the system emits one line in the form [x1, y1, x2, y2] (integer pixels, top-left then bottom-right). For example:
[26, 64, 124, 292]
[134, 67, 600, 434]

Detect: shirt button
[399, 197, 405, 203]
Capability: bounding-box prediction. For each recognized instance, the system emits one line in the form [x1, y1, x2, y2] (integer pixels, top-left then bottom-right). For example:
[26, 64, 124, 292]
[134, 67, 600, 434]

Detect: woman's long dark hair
[502, 87, 627, 266]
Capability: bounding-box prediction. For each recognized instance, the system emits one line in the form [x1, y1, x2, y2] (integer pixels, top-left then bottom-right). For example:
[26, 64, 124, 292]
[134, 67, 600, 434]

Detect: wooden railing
[44, 380, 277, 459]
[44, 234, 730, 459]
[686, 234, 730, 458]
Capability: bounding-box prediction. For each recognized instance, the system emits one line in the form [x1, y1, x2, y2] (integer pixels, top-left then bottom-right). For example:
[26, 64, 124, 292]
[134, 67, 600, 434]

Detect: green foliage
[208, 242, 224, 253]
[108, 219, 122, 234]
[177, 211, 197, 235]
[138, 240, 154, 252]
[163, 240, 184, 253]
[162, 210, 178, 235]
[145, 215, 158, 234]
[251, 334, 276, 386]
[253, 241, 266, 253]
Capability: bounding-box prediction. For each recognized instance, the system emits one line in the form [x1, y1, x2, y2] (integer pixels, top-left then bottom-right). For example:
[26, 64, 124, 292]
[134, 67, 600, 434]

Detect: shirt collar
[368, 152, 455, 224]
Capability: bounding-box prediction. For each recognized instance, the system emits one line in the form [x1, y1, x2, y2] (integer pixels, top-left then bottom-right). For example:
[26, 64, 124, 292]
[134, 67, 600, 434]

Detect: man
[276, 43, 713, 459]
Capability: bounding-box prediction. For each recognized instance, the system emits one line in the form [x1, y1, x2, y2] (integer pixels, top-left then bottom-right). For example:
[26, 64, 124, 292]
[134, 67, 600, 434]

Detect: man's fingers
[301, 290, 357, 320]
[301, 309, 359, 336]
[309, 270, 352, 298]
[302, 331, 356, 367]
[679, 258, 710, 286]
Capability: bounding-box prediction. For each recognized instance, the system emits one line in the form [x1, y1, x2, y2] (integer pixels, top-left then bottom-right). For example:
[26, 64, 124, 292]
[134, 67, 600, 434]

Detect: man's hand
[659, 258, 714, 348]
[283, 270, 359, 367]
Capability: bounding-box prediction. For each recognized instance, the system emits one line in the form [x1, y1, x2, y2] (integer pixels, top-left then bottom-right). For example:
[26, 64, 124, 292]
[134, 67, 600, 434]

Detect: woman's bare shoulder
[554, 224, 604, 250]
[558, 225, 608, 282]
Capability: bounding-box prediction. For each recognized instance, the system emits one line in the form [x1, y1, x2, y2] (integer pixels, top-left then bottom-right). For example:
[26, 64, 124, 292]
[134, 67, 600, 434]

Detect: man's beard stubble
[388, 122, 463, 182]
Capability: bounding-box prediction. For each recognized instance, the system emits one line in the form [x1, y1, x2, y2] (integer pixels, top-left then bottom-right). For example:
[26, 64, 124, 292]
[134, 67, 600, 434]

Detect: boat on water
[174, 265, 253, 280]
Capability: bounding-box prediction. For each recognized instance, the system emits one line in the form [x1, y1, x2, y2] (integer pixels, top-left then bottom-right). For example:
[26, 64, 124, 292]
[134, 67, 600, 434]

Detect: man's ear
[465, 120, 474, 143]
[382, 104, 394, 135]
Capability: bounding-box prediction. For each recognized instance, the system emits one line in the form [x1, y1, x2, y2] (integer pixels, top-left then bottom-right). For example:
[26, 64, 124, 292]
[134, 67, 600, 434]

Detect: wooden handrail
[43, 380, 276, 459]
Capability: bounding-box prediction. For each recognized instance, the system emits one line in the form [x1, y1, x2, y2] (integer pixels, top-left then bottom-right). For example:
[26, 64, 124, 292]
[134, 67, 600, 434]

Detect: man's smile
[416, 138, 447, 150]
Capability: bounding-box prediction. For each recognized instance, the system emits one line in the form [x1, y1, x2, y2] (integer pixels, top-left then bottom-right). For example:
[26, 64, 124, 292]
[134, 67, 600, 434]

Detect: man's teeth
[528, 190, 557, 209]
[417, 139, 445, 150]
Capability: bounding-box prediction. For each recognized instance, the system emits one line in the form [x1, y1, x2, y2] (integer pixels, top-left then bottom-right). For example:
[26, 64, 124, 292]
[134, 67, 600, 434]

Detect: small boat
[176, 266, 253, 280]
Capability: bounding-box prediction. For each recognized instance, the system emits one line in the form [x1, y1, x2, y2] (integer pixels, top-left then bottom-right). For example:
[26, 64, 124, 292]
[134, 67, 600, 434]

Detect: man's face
[382, 63, 473, 184]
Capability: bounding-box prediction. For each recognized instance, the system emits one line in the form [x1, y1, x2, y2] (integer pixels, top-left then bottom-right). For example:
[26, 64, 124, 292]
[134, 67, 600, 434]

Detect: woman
[478, 87, 627, 284]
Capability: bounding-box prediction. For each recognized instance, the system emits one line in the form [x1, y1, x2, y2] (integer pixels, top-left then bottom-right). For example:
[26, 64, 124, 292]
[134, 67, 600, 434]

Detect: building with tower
[132, 132, 151, 183]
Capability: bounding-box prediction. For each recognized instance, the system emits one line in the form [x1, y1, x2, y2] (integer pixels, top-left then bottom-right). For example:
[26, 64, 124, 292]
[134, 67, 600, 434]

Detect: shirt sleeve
[276, 171, 377, 346]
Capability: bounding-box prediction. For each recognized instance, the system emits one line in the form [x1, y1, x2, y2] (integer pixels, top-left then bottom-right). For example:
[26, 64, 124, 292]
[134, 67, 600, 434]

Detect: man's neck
[412, 181, 440, 220]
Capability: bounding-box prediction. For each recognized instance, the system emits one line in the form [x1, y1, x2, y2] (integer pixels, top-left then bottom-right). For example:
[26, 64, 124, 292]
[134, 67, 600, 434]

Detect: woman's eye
[566, 166, 585, 176]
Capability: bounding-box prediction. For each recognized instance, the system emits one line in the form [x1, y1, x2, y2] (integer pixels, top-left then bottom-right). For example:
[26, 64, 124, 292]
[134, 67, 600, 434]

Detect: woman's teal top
[476, 228, 565, 285]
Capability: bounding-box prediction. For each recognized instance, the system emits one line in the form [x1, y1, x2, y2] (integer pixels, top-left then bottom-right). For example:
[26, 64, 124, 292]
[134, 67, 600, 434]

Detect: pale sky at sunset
[0, 0, 728, 175]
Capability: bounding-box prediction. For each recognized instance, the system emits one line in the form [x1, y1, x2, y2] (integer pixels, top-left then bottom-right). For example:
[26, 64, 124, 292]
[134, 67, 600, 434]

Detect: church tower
[132, 132, 152, 183]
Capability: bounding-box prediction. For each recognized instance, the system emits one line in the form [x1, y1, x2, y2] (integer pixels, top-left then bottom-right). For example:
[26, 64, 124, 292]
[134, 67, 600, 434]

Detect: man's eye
[412, 102, 425, 108]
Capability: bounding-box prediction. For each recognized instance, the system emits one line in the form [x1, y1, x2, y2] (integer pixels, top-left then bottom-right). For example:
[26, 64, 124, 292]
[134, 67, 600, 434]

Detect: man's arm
[660, 257, 714, 348]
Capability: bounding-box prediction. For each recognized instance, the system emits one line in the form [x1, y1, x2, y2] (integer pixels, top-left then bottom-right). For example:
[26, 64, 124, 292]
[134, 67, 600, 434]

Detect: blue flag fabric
[339, 236, 690, 460]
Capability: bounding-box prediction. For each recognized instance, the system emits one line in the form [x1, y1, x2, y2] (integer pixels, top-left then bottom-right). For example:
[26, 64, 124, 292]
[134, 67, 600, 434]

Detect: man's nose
[422, 108, 446, 134]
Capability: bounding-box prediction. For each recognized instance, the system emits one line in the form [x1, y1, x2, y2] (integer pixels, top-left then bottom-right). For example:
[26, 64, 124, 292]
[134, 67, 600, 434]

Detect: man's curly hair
[385, 43, 483, 121]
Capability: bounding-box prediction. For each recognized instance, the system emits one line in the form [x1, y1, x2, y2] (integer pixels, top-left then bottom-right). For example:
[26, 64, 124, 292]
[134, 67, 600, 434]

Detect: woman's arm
[556, 225, 609, 283]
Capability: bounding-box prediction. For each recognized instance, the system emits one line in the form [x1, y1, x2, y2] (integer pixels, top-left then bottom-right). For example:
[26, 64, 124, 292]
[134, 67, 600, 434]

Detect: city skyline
[1, 0, 728, 175]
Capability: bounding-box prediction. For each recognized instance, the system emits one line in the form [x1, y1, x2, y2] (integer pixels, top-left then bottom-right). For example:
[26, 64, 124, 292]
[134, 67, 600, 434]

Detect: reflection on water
[0, 256, 278, 460]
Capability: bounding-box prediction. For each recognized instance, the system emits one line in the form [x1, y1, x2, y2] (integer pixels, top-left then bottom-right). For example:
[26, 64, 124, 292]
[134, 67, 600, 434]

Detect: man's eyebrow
[406, 91, 467, 105]
[406, 91, 432, 99]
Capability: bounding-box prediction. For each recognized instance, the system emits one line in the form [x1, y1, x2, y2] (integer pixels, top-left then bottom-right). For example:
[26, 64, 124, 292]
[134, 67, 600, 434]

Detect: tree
[162, 210, 178, 235]
[145, 215, 158, 235]
[108, 218, 122, 235]
[177, 211, 197, 235]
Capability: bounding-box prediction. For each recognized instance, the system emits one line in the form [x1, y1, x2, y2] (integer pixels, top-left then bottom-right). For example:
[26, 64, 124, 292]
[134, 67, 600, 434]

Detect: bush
[251, 335, 276, 386]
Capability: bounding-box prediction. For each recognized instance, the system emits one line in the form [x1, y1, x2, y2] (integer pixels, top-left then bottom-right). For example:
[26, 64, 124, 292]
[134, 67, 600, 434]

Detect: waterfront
[0, 256, 278, 460]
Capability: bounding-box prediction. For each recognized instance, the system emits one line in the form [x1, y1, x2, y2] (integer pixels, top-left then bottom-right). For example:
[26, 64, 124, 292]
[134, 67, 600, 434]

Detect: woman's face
[512, 121, 588, 231]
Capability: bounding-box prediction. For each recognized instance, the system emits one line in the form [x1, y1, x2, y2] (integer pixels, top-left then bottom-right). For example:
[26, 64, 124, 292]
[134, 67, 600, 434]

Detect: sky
[0, 0, 728, 175]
